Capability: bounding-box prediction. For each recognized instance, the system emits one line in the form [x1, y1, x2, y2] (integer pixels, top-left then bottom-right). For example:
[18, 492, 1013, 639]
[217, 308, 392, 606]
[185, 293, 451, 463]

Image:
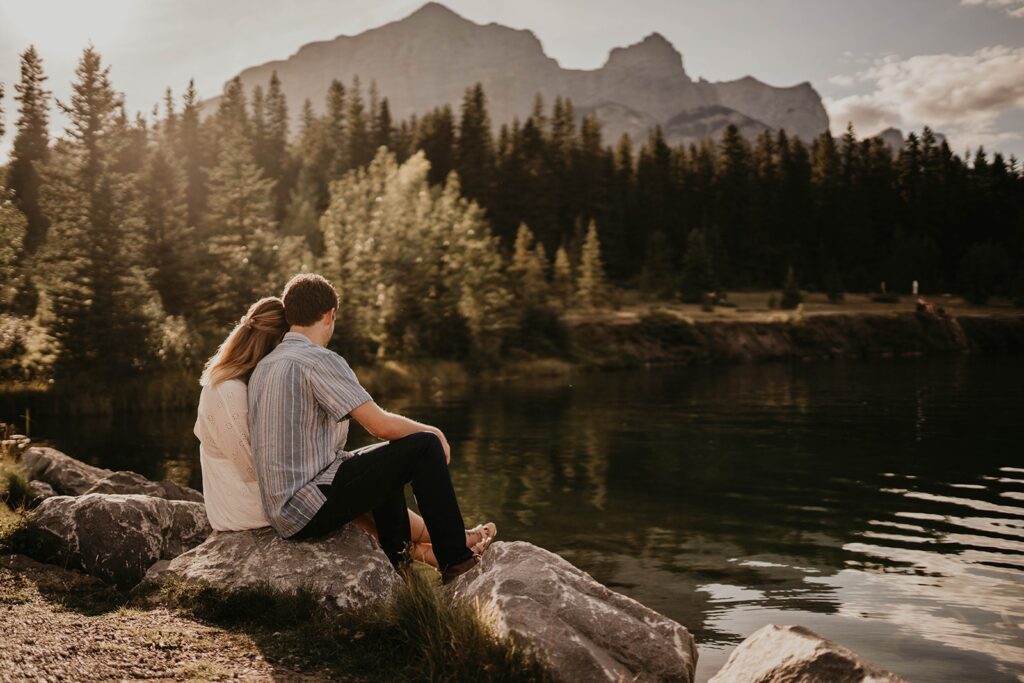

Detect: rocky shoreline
[1, 445, 908, 681]
[570, 309, 1024, 369]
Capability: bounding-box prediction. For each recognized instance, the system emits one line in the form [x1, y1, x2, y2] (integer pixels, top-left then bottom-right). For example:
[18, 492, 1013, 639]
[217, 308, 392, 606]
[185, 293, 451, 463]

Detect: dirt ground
[0, 554, 336, 682]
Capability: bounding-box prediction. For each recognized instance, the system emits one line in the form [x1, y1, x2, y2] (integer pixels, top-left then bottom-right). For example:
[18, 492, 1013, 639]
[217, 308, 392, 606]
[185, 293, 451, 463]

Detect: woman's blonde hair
[200, 297, 289, 386]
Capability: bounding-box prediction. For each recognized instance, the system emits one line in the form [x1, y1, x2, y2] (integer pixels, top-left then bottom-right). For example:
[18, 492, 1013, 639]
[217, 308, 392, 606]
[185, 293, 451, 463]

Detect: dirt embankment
[569, 310, 1024, 368]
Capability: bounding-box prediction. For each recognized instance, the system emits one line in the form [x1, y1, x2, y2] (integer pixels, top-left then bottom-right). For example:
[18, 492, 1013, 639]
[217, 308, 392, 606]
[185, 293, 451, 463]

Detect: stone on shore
[143, 524, 402, 612]
[29, 493, 211, 588]
[20, 447, 203, 502]
[708, 624, 905, 683]
[26, 480, 57, 506]
[449, 540, 698, 683]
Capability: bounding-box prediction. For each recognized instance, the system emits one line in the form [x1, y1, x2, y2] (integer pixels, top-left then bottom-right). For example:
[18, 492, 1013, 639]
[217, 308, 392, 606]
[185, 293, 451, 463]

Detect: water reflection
[15, 355, 1024, 682]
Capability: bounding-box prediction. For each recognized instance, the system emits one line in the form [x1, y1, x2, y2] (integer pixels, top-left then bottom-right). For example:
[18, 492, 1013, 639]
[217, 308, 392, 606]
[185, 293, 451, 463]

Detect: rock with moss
[20, 447, 202, 502]
[708, 624, 905, 682]
[449, 540, 698, 683]
[29, 493, 211, 588]
[143, 524, 402, 612]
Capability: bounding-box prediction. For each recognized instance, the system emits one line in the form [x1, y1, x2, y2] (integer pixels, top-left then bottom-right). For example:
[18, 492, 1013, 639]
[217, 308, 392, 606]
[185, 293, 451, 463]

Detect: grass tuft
[140, 565, 552, 682]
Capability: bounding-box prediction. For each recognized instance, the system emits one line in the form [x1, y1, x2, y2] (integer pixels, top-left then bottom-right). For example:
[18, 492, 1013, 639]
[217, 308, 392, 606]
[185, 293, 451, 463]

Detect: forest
[1, 46, 1023, 387]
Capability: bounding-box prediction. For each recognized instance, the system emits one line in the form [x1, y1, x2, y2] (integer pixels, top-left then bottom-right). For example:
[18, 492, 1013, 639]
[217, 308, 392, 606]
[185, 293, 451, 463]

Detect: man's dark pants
[291, 431, 473, 570]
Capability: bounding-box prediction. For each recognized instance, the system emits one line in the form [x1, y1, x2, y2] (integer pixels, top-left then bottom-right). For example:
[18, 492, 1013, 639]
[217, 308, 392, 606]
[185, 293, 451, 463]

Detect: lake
[10, 355, 1024, 682]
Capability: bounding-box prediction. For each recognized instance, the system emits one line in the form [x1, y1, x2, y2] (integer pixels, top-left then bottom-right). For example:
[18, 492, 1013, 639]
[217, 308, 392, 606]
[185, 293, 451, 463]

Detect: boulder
[29, 493, 211, 588]
[449, 541, 698, 683]
[708, 624, 905, 683]
[20, 447, 202, 502]
[26, 480, 56, 506]
[83, 470, 203, 503]
[143, 524, 402, 612]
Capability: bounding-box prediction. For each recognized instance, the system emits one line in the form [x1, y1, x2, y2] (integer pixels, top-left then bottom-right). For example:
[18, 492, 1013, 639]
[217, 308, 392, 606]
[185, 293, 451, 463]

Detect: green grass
[138, 567, 552, 682]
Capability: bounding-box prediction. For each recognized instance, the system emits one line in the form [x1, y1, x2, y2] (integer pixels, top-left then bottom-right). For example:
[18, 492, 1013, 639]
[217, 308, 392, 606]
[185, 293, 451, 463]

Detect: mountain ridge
[203, 2, 830, 147]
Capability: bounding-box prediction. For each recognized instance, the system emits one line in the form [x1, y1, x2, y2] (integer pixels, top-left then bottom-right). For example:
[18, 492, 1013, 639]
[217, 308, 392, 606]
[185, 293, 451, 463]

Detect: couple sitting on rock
[193, 273, 495, 584]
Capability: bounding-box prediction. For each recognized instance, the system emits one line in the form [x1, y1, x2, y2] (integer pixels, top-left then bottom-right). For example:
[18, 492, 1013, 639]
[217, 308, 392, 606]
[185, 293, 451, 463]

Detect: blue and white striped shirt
[248, 332, 373, 538]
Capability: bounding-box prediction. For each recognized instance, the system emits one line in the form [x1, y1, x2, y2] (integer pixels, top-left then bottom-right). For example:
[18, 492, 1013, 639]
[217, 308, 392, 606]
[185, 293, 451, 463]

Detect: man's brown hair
[282, 273, 339, 326]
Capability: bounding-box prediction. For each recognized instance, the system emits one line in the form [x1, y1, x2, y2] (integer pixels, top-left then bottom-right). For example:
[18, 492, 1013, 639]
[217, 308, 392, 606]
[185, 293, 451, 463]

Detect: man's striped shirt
[248, 332, 372, 538]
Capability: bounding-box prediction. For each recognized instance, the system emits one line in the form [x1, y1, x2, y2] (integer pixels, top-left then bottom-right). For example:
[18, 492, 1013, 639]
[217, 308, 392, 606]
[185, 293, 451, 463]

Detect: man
[248, 273, 479, 583]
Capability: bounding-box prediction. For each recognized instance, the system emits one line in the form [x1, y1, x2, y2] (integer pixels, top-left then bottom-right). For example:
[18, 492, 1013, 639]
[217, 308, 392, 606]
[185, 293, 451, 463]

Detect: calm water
[11, 356, 1024, 682]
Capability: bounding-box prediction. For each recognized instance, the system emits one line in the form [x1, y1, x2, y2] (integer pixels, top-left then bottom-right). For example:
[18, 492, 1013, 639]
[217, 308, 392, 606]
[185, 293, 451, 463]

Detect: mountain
[203, 2, 829, 147]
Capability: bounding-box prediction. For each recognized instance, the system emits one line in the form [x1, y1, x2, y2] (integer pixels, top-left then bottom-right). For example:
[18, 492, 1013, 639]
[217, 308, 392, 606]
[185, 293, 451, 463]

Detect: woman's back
[194, 378, 269, 531]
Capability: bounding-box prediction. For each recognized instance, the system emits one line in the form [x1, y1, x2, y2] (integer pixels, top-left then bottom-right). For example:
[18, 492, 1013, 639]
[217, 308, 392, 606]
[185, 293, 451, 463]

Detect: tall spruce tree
[680, 228, 716, 303]
[456, 83, 495, 206]
[41, 46, 164, 379]
[6, 46, 51, 253]
[577, 219, 607, 309]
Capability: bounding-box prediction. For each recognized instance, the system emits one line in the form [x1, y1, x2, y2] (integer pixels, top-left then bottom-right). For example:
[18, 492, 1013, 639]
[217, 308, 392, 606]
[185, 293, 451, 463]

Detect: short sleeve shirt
[248, 332, 372, 537]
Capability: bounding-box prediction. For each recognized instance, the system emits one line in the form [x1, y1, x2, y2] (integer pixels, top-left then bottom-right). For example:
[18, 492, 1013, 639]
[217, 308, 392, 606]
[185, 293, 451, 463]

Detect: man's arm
[350, 400, 451, 464]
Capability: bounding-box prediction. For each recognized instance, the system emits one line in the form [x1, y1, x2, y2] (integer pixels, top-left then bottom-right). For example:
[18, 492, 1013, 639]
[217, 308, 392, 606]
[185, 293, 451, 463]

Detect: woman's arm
[349, 400, 451, 463]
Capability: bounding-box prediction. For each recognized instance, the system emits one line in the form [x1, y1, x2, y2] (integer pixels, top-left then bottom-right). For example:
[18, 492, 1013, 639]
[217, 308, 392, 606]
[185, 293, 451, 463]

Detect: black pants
[291, 431, 473, 570]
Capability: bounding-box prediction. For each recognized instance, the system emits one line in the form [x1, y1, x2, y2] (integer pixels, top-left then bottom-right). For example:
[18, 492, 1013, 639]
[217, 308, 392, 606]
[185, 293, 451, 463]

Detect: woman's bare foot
[466, 522, 497, 554]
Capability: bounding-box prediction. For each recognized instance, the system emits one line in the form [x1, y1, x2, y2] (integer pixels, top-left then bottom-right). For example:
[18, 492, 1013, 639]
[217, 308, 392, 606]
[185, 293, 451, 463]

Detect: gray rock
[21, 447, 112, 496]
[83, 470, 203, 503]
[20, 446, 202, 502]
[26, 480, 56, 506]
[708, 624, 905, 683]
[449, 541, 698, 683]
[29, 493, 212, 588]
[144, 525, 402, 612]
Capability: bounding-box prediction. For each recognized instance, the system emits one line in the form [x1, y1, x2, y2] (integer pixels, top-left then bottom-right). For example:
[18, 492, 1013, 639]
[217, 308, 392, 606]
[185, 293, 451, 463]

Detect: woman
[194, 296, 495, 567]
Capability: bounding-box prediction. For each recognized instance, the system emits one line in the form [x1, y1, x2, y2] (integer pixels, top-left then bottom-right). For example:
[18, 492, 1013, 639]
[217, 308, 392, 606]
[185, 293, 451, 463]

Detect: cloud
[825, 46, 1024, 153]
[961, 0, 1024, 18]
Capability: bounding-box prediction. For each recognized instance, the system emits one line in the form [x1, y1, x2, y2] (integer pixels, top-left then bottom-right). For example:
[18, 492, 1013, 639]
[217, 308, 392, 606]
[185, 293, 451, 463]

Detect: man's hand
[351, 400, 451, 464]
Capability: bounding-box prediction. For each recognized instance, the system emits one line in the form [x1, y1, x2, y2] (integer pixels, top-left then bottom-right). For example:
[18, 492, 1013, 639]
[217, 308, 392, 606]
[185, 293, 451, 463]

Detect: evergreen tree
[177, 79, 206, 229]
[346, 76, 373, 168]
[414, 106, 456, 186]
[577, 219, 607, 309]
[138, 145, 194, 317]
[679, 228, 716, 303]
[6, 46, 51, 253]
[781, 264, 802, 309]
[509, 222, 547, 303]
[203, 129, 303, 331]
[456, 83, 495, 206]
[0, 191, 27, 309]
[639, 230, 674, 297]
[41, 46, 165, 379]
[552, 245, 574, 308]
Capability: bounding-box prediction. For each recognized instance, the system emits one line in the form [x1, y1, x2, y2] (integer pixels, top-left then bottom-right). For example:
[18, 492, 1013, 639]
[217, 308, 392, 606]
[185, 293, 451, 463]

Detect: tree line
[1, 45, 1023, 384]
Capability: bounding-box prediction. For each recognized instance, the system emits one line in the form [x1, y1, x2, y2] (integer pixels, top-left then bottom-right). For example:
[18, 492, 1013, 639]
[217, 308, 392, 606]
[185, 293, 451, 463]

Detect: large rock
[29, 493, 211, 588]
[709, 624, 905, 683]
[449, 540, 698, 683]
[144, 525, 402, 612]
[20, 447, 202, 502]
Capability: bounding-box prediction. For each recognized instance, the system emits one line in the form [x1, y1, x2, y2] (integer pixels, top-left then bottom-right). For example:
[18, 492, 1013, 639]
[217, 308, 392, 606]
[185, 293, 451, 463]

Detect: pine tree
[6, 46, 51, 253]
[509, 223, 547, 303]
[781, 264, 802, 310]
[577, 219, 607, 309]
[679, 228, 716, 303]
[41, 46, 165, 379]
[203, 130, 302, 331]
[552, 246, 574, 308]
[456, 83, 494, 205]
[177, 79, 206, 228]
[346, 76, 373, 168]
[138, 145, 194, 317]
[640, 230, 674, 297]
[415, 105, 456, 186]
[0, 191, 27, 309]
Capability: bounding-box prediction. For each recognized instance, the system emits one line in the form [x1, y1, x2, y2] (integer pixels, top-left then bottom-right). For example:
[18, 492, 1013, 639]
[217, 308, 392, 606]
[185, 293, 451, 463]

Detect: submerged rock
[20, 447, 202, 502]
[143, 524, 402, 612]
[708, 624, 905, 682]
[449, 540, 698, 683]
[29, 493, 211, 588]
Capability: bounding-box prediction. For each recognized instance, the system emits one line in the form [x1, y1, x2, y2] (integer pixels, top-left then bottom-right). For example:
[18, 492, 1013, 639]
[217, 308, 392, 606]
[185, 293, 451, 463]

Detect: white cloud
[961, 0, 1024, 18]
[825, 46, 1024, 154]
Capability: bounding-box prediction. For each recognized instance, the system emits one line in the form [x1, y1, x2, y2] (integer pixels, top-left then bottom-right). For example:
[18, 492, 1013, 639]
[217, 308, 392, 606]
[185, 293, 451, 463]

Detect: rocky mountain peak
[604, 32, 686, 77]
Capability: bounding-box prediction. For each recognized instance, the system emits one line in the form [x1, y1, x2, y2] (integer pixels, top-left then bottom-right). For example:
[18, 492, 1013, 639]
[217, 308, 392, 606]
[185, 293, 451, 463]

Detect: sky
[1, 0, 1023, 161]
